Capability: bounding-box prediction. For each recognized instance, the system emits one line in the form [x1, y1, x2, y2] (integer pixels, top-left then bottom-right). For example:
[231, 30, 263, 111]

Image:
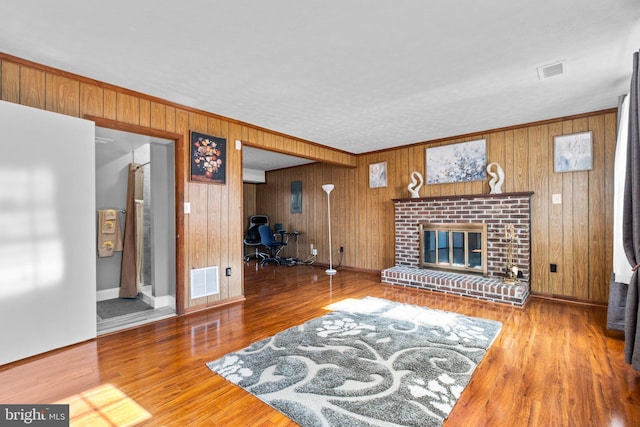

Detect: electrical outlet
[225, 267, 231, 276]
[339, 246, 344, 253]
[312, 248, 318, 256]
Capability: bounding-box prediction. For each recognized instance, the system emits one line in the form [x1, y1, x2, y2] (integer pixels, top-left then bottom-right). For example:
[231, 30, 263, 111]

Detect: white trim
[99, 286, 176, 310]
[96, 287, 120, 301]
[154, 295, 176, 310]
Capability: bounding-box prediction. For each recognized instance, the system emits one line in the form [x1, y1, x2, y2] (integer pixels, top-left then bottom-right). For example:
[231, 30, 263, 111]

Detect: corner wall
[0, 53, 356, 312]
[261, 110, 617, 303]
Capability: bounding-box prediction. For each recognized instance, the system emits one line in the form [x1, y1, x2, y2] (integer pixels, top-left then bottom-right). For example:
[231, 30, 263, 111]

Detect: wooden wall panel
[103, 89, 117, 120]
[139, 99, 150, 128]
[165, 106, 176, 133]
[45, 74, 79, 116]
[503, 130, 515, 193]
[572, 118, 590, 300]
[603, 113, 617, 299]
[116, 93, 139, 125]
[227, 124, 244, 299]
[561, 120, 575, 296]
[1, 61, 19, 103]
[20, 67, 45, 108]
[79, 83, 103, 118]
[528, 125, 550, 294]
[548, 122, 564, 295]
[242, 183, 257, 225]
[150, 102, 166, 130]
[588, 115, 606, 301]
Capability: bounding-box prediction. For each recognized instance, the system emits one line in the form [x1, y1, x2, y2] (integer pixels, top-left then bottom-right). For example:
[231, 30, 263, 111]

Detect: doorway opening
[95, 126, 177, 334]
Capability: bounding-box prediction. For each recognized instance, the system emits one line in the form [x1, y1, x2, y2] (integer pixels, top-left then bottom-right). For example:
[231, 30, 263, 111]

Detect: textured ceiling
[2, 1, 639, 164]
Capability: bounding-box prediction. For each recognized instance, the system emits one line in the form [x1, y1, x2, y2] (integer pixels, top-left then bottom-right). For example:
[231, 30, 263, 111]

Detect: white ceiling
[242, 146, 313, 171]
[2, 1, 639, 170]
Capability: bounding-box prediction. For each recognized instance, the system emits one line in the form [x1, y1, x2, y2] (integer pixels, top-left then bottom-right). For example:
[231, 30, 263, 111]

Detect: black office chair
[243, 225, 267, 262]
[258, 225, 287, 265]
[243, 215, 269, 262]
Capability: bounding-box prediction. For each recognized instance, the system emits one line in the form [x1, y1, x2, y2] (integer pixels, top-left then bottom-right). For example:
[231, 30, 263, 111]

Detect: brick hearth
[381, 192, 533, 306]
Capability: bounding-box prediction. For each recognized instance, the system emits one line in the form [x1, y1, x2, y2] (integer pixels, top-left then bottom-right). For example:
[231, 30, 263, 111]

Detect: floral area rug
[207, 297, 502, 426]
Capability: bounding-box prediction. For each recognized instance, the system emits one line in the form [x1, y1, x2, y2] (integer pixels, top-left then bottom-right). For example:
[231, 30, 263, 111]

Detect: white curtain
[614, 94, 632, 284]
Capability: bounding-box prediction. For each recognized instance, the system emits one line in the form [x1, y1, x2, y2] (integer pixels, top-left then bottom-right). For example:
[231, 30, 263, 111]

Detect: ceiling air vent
[537, 61, 565, 80]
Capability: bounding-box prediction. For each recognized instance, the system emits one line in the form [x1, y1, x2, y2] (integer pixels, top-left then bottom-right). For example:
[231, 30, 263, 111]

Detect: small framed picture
[290, 180, 302, 213]
[554, 131, 593, 173]
[369, 161, 387, 188]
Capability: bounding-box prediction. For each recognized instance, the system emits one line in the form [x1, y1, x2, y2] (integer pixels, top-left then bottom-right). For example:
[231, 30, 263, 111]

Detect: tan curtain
[119, 163, 144, 298]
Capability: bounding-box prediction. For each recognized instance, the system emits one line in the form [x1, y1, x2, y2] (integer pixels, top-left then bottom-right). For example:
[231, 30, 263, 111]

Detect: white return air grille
[190, 266, 219, 299]
[537, 61, 565, 80]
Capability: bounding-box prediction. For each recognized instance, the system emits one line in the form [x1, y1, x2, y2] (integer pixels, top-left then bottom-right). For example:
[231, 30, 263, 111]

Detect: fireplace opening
[419, 222, 488, 275]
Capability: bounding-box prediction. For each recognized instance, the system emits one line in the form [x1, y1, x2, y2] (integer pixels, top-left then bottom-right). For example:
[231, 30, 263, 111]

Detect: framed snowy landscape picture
[426, 139, 486, 184]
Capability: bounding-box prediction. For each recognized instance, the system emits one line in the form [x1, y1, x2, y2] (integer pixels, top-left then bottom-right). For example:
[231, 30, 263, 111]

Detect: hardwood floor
[1, 263, 639, 426]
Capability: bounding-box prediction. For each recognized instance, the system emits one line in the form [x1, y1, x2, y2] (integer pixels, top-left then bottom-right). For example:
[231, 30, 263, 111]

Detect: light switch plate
[184, 202, 191, 214]
[552, 194, 562, 204]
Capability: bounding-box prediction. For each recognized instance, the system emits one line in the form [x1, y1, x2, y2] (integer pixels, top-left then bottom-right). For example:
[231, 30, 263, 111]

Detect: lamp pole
[322, 184, 336, 275]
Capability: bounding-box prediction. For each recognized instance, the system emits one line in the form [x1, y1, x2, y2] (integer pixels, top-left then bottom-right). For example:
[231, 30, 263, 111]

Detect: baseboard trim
[96, 288, 120, 301]
[97, 287, 176, 310]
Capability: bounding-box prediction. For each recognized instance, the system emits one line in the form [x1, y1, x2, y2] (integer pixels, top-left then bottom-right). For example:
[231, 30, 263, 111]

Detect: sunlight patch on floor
[55, 383, 151, 426]
[324, 297, 390, 313]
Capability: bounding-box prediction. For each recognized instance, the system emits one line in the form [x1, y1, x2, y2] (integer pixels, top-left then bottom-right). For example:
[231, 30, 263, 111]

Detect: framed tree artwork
[369, 161, 388, 188]
[554, 131, 593, 173]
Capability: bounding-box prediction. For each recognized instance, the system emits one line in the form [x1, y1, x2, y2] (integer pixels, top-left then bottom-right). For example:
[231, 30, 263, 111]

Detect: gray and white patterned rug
[207, 297, 501, 426]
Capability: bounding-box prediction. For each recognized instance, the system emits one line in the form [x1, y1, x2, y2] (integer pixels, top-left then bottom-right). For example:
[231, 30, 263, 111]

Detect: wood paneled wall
[0, 53, 356, 312]
[250, 163, 358, 265]
[257, 111, 617, 303]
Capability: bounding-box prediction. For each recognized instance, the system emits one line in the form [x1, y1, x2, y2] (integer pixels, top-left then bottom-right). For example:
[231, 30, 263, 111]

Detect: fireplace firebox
[419, 222, 487, 275]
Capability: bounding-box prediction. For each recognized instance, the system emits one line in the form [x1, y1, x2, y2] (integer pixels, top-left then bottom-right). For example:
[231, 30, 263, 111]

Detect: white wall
[151, 142, 176, 298]
[0, 101, 96, 365]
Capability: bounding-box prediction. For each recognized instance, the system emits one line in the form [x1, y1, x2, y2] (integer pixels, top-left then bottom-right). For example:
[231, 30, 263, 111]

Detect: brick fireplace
[381, 192, 533, 306]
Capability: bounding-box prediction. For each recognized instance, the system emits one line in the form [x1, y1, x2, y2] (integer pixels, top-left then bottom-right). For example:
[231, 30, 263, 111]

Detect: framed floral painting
[190, 131, 226, 184]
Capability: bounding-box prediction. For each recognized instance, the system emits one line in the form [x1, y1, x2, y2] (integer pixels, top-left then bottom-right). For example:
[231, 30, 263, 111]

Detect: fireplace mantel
[392, 191, 534, 203]
[383, 191, 533, 306]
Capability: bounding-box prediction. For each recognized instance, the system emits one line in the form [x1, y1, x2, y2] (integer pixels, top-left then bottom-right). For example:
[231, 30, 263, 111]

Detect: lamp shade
[322, 184, 334, 194]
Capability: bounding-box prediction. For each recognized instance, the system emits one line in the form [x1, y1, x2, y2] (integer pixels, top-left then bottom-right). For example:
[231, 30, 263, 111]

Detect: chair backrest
[249, 215, 268, 227]
[258, 225, 274, 246]
[245, 225, 262, 243]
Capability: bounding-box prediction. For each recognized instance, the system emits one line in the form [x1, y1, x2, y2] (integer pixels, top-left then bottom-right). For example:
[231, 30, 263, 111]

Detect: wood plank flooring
[1, 263, 639, 426]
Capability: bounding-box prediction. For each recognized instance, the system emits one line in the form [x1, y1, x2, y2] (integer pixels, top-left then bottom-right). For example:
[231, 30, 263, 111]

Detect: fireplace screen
[419, 222, 487, 275]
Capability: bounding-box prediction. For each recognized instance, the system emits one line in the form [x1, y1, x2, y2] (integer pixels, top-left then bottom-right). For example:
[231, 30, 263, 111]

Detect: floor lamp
[322, 184, 337, 275]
